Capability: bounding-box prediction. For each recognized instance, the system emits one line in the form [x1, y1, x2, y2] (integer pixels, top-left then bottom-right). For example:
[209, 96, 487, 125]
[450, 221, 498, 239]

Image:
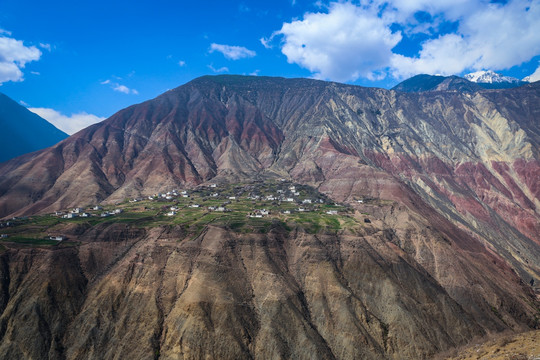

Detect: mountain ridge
[0, 92, 68, 163]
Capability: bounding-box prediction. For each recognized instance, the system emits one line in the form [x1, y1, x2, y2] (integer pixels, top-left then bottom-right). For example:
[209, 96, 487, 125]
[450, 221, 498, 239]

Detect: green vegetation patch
[2, 181, 370, 245]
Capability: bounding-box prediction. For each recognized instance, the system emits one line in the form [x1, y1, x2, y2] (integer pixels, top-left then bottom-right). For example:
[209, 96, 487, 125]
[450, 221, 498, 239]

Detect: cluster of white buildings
[248, 209, 270, 218]
[54, 206, 123, 219]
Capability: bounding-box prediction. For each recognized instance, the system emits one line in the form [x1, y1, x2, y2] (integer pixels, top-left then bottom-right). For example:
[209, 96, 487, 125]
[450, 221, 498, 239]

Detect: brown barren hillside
[0, 75, 538, 359]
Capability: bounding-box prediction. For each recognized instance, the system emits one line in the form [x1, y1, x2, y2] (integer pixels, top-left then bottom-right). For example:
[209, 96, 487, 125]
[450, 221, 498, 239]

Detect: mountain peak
[464, 70, 522, 84]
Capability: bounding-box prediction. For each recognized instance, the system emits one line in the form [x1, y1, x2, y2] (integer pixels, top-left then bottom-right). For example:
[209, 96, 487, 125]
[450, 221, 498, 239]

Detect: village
[0, 181, 369, 246]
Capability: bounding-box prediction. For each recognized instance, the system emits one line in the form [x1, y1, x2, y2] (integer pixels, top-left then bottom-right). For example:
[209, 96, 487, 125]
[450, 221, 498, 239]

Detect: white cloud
[390, 0, 540, 78]
[101, 79, 138, 94]
[208, 64, 229, 73]
[28, 108, 105, 135]
[178, 60, 186, 66]
[270, 0, 540, 82]
[276, 2, 401, 82]
[0, 34, 41, 84]
[209, 43, 256, 60]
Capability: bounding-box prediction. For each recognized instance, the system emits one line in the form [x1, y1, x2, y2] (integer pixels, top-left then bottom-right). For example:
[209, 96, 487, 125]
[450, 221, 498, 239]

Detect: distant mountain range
[0, 92, 68, 163]
[392, 70, 535, 92]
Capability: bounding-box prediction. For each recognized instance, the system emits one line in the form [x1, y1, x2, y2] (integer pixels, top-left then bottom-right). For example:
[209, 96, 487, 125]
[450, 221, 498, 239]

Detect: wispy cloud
[28, 107, 105, 135]
[0, 32, 42, 84]
[178, 60, 186, 67]
[260, 37, 273, 49]
[209, 43, 256, 60]
[39, 43, 51, 51]
[101, 79, 138, 94]
[207, 64, 229, 73]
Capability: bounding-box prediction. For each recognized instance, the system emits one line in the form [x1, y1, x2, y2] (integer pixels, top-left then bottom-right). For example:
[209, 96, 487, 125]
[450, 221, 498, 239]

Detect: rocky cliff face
[0, 218, 536, 360]
[0, 75, 539, 358]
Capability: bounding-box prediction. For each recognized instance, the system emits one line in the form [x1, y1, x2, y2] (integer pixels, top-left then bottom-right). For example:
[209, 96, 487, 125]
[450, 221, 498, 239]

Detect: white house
[302, 199, 312, 204]
[50, 236, 65, 241]
[63, 213, 78, 219]
[166, 211, 177, 216]
[286, 198, 294, 202]
[190, 204, 200, 208]
[326, 210, 338, 215]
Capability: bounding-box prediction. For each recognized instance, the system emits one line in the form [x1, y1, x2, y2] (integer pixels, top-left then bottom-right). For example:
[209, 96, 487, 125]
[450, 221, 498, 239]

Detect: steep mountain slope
[0, 75, 538, 358]
[0, 92, 68, 163]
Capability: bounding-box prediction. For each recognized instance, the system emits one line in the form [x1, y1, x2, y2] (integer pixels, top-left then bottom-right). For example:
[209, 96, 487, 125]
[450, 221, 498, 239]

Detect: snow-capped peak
[464, 70, 521, 84]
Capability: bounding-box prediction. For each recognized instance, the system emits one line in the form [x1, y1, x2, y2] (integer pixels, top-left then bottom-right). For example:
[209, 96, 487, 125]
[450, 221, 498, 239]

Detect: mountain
[392, 72, 529, 93]
[465, 70, 522, 84]
[0, 92, 68, 163]
[0, 75, 538, 359]
[391, 74, 483, 92]
[464, 70, 528, 89]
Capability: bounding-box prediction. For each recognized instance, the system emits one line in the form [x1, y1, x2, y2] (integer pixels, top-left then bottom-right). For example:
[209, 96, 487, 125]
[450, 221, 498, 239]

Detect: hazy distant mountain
[391, 74, 483, 92]
[0, 75, 538, 359]
[0, 92, 68, 162]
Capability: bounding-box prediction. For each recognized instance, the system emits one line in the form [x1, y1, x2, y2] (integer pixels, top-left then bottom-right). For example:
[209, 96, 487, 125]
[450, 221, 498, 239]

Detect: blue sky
[1, 0, 540, 133]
